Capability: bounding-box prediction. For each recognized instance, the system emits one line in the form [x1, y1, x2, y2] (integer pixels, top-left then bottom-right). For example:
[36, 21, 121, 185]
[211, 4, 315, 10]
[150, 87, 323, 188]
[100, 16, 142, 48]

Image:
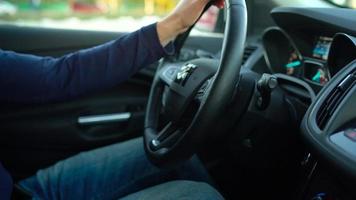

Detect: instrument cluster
[262, 28, 333, 88]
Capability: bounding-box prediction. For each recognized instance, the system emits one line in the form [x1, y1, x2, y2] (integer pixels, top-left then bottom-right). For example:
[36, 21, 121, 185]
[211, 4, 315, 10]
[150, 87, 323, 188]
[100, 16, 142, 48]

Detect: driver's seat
[13, 180, 224, 199]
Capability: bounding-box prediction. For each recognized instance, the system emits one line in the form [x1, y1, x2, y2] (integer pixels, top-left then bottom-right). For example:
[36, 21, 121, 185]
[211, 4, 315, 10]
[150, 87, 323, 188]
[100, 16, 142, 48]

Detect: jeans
[18, 137, 220, 200]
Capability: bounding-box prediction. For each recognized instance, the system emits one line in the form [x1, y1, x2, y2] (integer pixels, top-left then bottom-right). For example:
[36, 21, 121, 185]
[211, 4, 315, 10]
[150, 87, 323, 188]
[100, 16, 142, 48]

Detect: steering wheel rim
[144, 0, 248, 166]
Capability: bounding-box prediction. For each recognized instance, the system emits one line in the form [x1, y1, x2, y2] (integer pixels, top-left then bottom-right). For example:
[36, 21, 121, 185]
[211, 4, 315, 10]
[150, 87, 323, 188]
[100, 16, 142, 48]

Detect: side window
[326, 0, 356, 8]
[0, 0, 222, 34]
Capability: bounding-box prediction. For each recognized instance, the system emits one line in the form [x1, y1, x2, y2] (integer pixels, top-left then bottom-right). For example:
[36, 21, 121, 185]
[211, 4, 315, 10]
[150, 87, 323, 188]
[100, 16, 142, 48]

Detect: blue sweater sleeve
[0, 23, 174, 104]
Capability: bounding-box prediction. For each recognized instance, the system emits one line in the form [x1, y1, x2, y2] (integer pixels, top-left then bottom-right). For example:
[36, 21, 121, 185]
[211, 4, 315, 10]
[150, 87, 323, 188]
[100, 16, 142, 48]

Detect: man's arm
[0, 24, 170, 103]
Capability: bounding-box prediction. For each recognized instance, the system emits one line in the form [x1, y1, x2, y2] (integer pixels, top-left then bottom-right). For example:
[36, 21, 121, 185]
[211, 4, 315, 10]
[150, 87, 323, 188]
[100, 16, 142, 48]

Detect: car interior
[1, 0, 356, 199]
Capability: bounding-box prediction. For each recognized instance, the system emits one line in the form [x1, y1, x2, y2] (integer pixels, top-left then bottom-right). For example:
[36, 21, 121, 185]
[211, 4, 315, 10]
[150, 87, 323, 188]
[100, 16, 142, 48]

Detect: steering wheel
[144, 0, 248, 166]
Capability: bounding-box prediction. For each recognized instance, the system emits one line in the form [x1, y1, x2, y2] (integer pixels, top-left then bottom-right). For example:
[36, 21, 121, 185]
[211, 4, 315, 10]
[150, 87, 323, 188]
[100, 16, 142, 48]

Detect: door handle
[78, 112, 131, 125]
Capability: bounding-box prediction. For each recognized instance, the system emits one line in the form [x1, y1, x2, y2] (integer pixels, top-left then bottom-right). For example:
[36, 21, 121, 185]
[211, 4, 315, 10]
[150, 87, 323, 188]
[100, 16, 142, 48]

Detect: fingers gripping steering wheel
[144, 0, 248, 166]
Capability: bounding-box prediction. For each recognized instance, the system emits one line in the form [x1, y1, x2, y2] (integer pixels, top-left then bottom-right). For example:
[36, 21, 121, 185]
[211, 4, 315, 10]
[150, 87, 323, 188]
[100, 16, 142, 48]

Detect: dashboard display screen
[311, 68, 329, 85]
[285, 50, 302, 76]
[312, 36, 333, 60]
[304, 61, 329, 85]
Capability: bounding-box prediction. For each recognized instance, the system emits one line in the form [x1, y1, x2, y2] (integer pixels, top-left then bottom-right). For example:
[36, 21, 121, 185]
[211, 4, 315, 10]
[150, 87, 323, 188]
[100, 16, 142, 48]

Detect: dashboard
[259, 7, 356, 199]
[199, 6, 356, 200]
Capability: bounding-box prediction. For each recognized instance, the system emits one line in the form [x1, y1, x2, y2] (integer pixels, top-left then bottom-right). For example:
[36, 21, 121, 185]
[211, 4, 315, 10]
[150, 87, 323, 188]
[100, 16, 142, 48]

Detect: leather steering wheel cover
[144, 0, 248, 166]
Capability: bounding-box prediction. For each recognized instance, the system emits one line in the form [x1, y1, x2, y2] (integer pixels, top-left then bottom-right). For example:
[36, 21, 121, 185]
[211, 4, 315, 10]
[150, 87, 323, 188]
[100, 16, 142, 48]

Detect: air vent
[242, 45, 258, 65]
[317, 72, 356, 129]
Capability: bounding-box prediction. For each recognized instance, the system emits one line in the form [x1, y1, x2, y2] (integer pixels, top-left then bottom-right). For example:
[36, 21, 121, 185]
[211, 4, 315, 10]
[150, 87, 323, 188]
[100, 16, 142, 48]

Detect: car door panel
[0, 76, 151, 179]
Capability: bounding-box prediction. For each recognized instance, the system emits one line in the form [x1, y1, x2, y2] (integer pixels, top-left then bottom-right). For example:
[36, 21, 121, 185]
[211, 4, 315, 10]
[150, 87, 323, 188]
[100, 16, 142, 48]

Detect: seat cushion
[120, 180, 224, 200]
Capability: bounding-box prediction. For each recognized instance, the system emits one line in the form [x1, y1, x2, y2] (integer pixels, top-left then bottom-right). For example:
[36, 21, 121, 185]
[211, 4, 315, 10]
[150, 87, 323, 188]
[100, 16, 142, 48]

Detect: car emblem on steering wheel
[175, 63, 197, 85]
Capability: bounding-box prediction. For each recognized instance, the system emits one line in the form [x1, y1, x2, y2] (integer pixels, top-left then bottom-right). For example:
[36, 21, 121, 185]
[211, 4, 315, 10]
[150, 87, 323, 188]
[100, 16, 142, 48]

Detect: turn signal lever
[256, 73, 278, 110]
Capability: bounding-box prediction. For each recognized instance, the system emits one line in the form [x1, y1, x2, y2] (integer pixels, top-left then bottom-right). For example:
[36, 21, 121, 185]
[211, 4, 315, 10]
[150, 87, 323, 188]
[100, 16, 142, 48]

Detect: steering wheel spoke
[150, 122, 182, 151]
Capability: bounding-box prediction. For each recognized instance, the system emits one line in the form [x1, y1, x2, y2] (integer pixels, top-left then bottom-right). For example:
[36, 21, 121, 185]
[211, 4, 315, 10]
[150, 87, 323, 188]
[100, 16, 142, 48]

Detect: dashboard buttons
[164, 67, 178, 80]
[344, 129, 356, 142]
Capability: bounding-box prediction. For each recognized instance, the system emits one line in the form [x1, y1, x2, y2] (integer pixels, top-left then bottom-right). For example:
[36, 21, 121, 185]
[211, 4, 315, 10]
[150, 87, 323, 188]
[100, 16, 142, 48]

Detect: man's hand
[157, 0, 225, 47]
